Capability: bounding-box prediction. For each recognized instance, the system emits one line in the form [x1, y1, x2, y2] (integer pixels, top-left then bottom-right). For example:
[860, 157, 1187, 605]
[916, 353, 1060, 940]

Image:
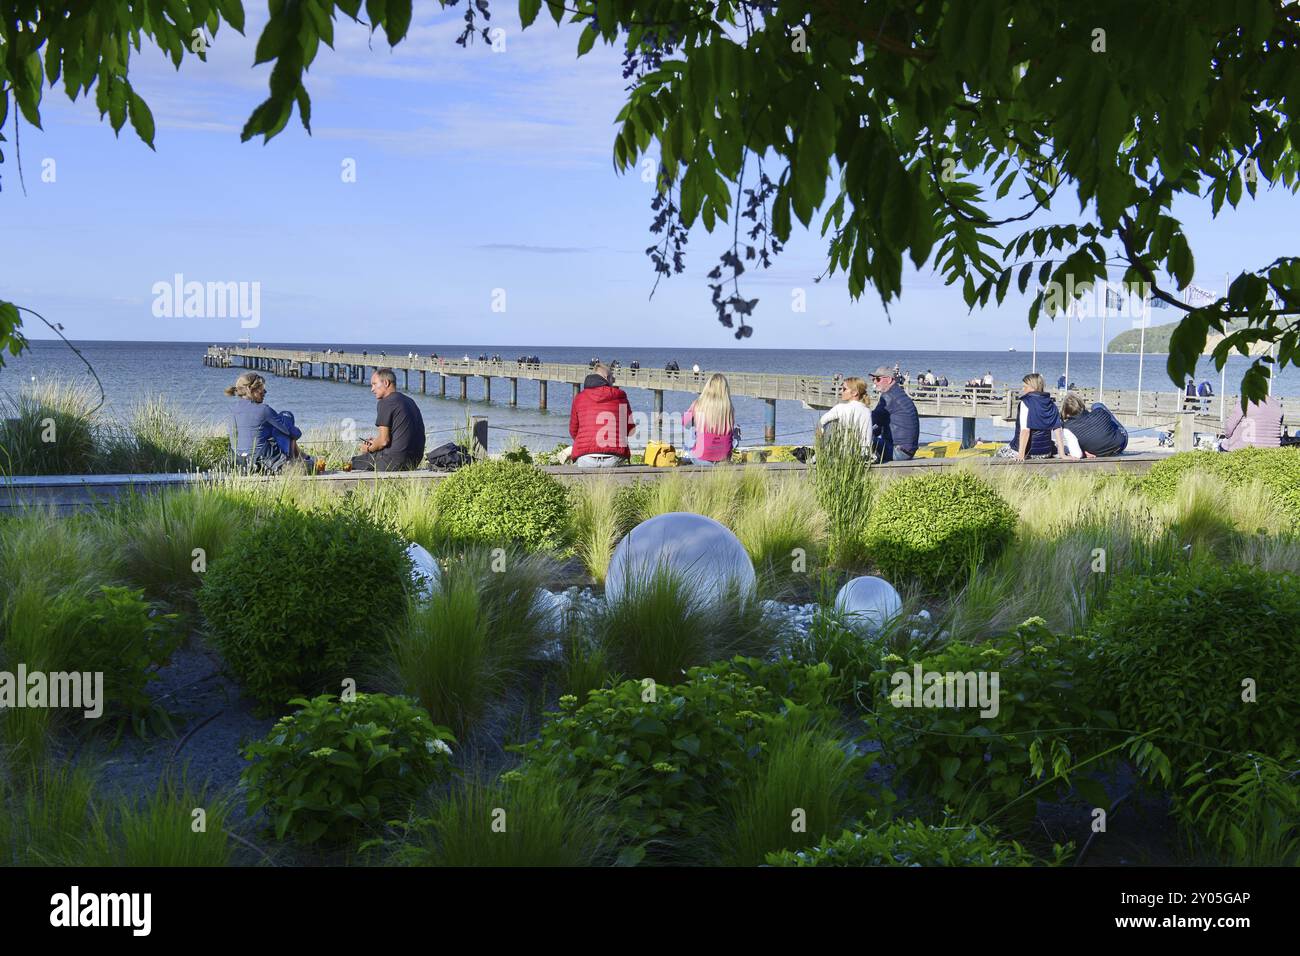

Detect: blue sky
[1, 5, 1295, 352]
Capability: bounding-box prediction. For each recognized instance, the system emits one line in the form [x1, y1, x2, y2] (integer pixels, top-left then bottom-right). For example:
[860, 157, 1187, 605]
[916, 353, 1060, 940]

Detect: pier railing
[205, 346, 1300, 446]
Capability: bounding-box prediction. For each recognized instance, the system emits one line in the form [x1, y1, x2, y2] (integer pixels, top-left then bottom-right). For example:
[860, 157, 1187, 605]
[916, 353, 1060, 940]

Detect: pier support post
[764, 398, 776, 445]
[440, 374, 447, 398]
[509, 378, 518, 406]
[653, 389, 664, 442]
[539, 380, 548, 410]
[961, 417, 976, 449]
[471, 417, 489, 460]
[420, 371, 426, 394]
[459, 376, 468, 401]
[404, 369, 409, 390]
[572, 383, 580, 402]
[483, 376, 491, 402]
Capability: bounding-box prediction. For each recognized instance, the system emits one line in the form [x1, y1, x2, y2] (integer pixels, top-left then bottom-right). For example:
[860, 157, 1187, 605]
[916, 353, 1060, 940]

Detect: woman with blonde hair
[816, 375, 874, 456]
[226, 372, 309, 472]
[682, 373, 739, 465]
[995, 371, 1065, 460]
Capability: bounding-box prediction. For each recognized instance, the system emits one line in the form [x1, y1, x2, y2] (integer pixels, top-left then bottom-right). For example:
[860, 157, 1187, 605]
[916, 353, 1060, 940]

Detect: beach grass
[387, 547, 555, 737]
[397, 767, 612, 867]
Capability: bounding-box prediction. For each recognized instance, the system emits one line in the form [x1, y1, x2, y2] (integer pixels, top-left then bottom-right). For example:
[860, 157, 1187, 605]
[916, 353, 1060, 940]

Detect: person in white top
[817, 376, 874, 454]
[982, 371, 994, 386]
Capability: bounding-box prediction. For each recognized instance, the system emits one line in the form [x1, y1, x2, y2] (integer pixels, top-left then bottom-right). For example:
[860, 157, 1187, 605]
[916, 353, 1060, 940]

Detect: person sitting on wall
[996, 372, 1066, 460]
[817, 376, 875, 457]
[226, 372, 312, 473]
[683, 373, 740, 466]
[569, 362, 635, 467]
[1219, 394, 1283, 451]
[869, 366, 920, 461]
[351, 368, 426, 471]
[1060, 393, 1128, 458]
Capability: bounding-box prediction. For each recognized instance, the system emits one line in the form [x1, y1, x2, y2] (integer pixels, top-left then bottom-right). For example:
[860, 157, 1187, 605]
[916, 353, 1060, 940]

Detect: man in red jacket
[569, 363, 636, 466]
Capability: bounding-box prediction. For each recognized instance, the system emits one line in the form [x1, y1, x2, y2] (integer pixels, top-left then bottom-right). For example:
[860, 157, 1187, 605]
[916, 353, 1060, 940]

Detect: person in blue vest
[1057, 373, 1067, 390]
[998, 372, 1066, 460]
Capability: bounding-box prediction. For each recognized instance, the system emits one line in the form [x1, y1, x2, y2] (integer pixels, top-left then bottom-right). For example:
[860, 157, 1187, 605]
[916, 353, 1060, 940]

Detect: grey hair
[374, 367, 397, 387]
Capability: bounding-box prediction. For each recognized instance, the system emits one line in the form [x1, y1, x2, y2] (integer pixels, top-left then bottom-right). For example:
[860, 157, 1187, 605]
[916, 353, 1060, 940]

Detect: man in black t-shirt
[351, 367, 426, 471]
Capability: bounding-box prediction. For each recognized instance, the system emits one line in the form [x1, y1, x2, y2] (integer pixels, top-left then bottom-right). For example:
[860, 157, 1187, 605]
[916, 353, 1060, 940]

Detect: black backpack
[425, 441, 472, 471]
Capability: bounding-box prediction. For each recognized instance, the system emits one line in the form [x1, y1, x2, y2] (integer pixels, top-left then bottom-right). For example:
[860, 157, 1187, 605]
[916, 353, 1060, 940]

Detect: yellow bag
[642, 441, 679, 467]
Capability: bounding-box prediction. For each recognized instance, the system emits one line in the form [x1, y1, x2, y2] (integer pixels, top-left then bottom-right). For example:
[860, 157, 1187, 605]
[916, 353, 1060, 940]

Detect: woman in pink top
[683, 373, 738, 465]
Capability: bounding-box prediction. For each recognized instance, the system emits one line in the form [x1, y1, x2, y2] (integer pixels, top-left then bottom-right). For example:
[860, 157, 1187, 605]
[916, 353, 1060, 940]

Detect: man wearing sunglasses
[869, 366, 920, 462]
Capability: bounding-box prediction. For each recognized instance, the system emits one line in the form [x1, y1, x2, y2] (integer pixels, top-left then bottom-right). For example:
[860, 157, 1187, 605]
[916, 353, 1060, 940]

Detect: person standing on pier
[351, 368, 426, 471]
[869, 367, 920, 462]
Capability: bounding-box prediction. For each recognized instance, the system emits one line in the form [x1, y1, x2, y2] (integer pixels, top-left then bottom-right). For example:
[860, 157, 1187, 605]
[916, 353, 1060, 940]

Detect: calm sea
[3, 340, 1293, 453]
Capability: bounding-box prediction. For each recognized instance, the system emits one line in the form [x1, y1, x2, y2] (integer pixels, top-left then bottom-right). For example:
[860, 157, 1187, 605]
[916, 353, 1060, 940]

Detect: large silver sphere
[406, 543, 441, 601]
[834, 575, 902, 633]
[605, 512, 756, 610]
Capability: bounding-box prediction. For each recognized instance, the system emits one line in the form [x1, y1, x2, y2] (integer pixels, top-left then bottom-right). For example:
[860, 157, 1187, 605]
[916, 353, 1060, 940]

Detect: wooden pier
[204, 345, 1300, 450]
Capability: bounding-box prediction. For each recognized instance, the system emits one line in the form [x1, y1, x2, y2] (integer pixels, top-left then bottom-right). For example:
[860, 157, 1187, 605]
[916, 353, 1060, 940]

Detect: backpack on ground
[425, 441, 472, 471]
[643, 441, 679, 467]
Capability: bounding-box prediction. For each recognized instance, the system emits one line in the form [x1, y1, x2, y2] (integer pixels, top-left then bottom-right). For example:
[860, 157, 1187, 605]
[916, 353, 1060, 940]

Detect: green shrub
[1180, 751, 1300, 865]
[511, 657, 842, 863]
[611, 481, 652, 535]
[1088, 562, 1300, 775]
[433, 460, 570, 552]
[1141, 448, 1300, 529]
[242, 692, 456, 844]
[868, 618, 1112, 830]
[765, 816, 1067, 866]
[197, 506, 411, 709]
[2, 584, 181, 754]
[863, 470, 1017, 585]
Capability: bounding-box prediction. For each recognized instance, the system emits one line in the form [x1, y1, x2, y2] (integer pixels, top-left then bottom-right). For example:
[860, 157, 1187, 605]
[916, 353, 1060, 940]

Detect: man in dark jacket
[569, 363, 636, 467]
[869, 365, 920, 461]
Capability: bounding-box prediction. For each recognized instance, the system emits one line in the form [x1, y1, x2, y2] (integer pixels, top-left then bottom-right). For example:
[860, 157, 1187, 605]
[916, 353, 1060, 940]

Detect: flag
[1105, 287, 1123, 311]
[1146, 293, 1171, 309]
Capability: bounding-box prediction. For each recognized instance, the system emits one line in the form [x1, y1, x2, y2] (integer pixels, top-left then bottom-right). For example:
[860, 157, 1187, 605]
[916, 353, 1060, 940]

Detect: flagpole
[1136, 293, 1147, 416]
[1222, 273, 1230, 420]
[1099, 284, 1107, 401]
[1032, 324, 1037, 373]
[1064, 298, 1072, 391]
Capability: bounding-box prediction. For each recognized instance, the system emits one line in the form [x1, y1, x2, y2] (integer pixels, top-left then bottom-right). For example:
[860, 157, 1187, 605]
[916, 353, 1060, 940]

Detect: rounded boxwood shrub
[765, 817, 1064, 866]
[433, 460, 571, 552]
[863, 471, 1017, 585]
[196, 506, 411, 709]
[242, 693, 456, 844]
[1088, 561, 1300, 775]
[1141, 448, 1300, 528]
